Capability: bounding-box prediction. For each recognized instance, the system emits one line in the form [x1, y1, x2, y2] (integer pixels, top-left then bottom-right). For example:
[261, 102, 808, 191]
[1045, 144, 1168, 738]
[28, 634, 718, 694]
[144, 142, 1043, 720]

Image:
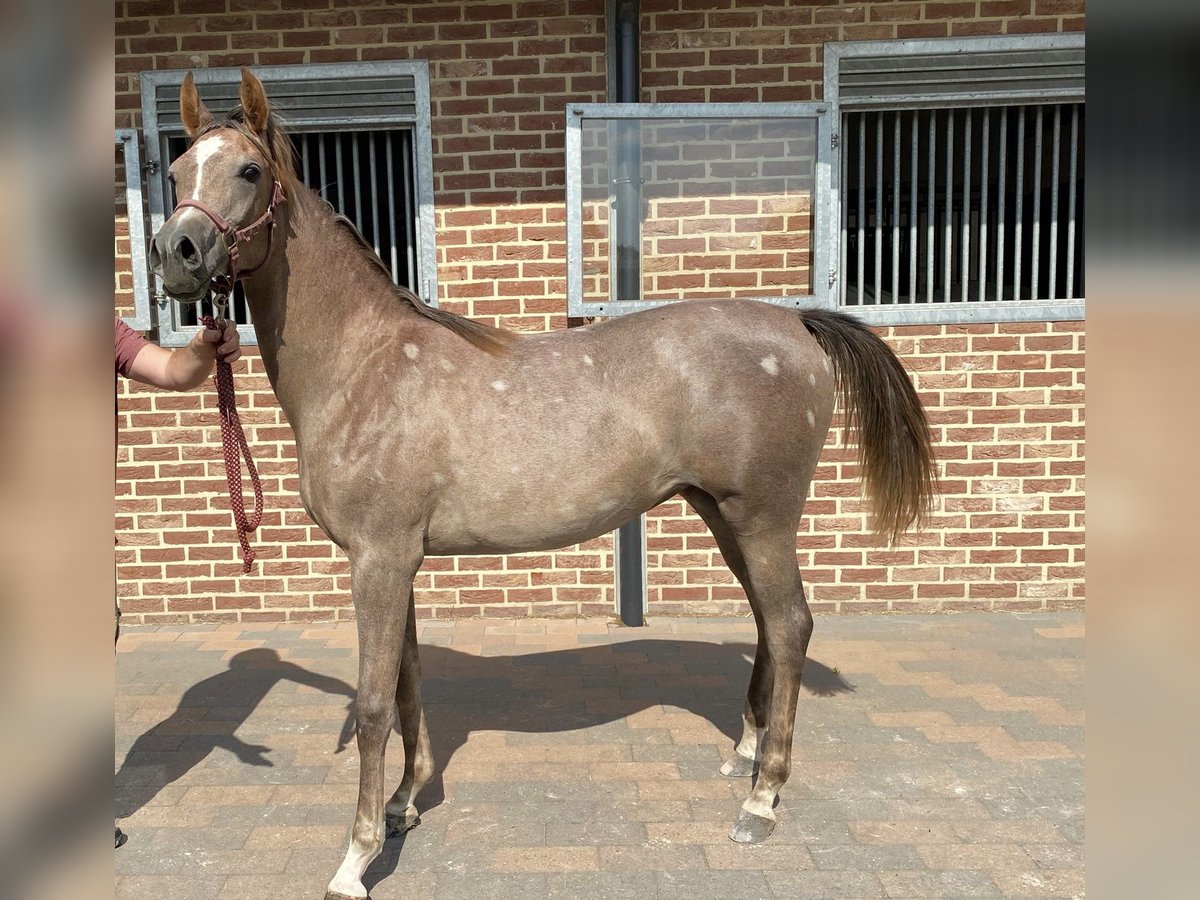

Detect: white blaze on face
[403, 343, 419, 360]
[760, 355, 779, 376]
[191, 133, 229, 200]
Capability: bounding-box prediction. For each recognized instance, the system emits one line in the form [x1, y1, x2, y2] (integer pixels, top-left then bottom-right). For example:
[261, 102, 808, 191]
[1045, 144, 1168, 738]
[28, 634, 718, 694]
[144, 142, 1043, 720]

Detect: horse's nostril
[178, 236, 199, 262]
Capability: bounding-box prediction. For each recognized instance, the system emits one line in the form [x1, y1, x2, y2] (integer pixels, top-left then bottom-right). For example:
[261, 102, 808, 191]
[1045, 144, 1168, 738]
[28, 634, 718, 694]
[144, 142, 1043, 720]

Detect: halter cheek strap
[173, 179, 286, 299]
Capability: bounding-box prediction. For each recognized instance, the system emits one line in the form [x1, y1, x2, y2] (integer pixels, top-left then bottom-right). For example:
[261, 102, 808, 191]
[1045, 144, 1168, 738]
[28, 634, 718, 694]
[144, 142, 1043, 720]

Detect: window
[137, 62, 438, 346]
[826, 34, 1085, 325]
[566, 103, 835, 317]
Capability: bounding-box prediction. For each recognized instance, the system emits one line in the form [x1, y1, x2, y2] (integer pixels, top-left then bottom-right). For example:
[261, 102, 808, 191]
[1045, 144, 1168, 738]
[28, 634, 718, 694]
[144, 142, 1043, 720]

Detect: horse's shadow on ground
[116, 639, 853, 892]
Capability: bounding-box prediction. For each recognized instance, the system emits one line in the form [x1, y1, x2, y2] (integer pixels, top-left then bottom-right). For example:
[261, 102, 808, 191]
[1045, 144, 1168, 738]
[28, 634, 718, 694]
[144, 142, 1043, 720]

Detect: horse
[148, 69, 936, 900]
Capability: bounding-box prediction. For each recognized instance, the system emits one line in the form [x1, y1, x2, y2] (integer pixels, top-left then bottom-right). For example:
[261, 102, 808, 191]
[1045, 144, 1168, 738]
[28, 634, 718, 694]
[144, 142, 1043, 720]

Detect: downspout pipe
[611, 0, 645, 627]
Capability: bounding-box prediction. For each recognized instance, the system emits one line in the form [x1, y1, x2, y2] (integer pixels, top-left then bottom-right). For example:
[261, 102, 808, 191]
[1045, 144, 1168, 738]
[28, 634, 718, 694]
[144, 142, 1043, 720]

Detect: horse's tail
[798, 308, 937, 544]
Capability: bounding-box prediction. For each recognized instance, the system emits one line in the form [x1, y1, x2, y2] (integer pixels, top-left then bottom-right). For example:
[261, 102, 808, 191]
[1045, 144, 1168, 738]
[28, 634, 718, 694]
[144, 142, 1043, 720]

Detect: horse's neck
[242, 191, 424, 431]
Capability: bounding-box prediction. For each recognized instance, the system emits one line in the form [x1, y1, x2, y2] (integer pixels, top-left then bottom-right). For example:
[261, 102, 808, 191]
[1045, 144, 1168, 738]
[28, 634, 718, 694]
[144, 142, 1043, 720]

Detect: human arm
[124, 320, 241, 391]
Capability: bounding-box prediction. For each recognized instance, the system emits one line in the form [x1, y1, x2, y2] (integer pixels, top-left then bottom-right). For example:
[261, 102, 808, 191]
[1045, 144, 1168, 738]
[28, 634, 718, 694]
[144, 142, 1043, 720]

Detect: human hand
[194, 319, 241, 365]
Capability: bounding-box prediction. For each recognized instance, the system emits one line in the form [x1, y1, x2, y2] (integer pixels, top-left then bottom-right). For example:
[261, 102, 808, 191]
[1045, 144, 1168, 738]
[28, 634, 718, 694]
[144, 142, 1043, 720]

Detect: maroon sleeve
[115, 318, 150, 378]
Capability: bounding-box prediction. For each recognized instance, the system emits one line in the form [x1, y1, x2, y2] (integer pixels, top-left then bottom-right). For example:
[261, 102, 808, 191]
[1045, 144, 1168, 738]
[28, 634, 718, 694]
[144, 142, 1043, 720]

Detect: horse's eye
[242, 164, 261, 183]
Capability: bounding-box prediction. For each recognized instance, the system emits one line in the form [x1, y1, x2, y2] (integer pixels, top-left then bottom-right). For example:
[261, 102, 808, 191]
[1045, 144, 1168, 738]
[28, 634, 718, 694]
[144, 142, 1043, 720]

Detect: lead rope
[202, 309, 263, 573]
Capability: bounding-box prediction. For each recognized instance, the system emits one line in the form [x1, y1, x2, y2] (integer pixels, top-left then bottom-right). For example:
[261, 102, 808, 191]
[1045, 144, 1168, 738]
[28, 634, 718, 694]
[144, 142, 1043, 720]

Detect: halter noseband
[173, 178, 286, 309]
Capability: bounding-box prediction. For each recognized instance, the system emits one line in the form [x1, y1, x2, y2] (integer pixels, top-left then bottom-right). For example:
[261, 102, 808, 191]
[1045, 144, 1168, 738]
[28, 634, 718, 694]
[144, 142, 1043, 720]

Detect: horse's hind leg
[683, 488, 772, 779]
[326, 543, 422, 900]
[385, 592, 433, 835]
[720, 513, 813, 844]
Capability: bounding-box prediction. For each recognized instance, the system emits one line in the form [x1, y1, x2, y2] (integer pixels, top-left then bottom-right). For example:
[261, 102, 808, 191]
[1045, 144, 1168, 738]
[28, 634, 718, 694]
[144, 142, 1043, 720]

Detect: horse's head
[149, 68, 288, 303]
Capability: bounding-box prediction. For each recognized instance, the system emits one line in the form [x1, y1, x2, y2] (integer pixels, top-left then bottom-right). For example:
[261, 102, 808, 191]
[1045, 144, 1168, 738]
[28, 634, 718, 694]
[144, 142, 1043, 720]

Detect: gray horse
[149, 69, 936, 900]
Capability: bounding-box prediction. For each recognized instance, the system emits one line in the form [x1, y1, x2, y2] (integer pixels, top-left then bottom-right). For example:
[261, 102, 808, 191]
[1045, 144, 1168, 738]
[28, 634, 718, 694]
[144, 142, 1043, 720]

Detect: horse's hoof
[719, 752, 758, 778]
[385, 811, 420, 839]
[729, 810, 776, 844]
[323, 893, 365, 900]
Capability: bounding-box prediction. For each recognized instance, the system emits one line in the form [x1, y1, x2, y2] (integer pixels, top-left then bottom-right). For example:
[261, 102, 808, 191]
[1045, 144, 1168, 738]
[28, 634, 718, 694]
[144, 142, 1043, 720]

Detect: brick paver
[116, 613, 1084, 898]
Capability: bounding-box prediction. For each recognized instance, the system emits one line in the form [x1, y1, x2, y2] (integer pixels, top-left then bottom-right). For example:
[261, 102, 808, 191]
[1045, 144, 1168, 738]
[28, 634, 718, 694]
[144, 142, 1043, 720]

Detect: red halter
[173, 179, 286, 298]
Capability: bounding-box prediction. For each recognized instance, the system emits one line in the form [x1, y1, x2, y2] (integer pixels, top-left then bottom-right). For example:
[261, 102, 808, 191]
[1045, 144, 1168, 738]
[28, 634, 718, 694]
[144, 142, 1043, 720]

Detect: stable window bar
[565, 102, 835, 318]
[116, 130, 152, 331]
[839, 102, 1084, 314]
[139, 62, 437, 346]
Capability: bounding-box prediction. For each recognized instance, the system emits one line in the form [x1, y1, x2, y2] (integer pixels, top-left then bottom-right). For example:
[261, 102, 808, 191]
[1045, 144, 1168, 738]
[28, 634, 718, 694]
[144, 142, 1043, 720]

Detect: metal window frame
[825, 34, 1085, 326]
[139, 61, 439, 347]
[566, 102, 837, 318]
[116, 129, 152, 331]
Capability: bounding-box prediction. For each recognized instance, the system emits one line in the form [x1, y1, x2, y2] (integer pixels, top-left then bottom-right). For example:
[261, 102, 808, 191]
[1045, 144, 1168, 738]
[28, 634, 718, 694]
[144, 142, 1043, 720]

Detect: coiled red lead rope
[202, 314, 263, 572]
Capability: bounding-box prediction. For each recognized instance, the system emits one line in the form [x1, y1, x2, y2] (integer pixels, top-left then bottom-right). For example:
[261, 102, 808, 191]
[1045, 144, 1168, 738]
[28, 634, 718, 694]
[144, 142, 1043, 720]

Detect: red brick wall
[115, 0, 1085, 624]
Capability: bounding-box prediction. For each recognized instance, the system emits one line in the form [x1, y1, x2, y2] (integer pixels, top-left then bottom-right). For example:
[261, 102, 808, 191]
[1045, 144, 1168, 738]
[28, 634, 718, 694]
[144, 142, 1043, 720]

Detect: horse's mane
[194, 108, 514, 357]
[330, 213, 515, 357]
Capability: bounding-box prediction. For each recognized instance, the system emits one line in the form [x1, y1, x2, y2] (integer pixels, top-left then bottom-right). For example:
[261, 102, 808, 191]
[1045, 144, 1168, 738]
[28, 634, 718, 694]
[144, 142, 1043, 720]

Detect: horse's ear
[239, 67, 270, 136]
[180, 72, 213, 138]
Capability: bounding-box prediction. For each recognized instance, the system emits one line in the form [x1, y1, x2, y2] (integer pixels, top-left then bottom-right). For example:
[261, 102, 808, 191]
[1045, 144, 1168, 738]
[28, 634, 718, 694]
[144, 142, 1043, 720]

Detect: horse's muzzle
[149, 212, 228, 302]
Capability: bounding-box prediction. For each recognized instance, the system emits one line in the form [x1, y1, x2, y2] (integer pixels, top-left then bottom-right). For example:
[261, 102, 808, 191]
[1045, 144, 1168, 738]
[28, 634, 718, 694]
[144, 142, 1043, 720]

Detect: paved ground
[115, 612, 1084, 899]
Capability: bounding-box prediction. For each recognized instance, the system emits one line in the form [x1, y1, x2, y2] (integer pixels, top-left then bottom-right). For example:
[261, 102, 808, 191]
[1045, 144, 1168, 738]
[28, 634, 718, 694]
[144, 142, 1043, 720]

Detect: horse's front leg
[326, 542, 422, 900]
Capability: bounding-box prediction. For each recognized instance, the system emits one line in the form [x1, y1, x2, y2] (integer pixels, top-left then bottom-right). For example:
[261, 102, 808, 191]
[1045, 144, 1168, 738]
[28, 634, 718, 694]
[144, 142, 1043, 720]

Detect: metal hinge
[828, 267, 838, 288]
[831, 133, 840, 150]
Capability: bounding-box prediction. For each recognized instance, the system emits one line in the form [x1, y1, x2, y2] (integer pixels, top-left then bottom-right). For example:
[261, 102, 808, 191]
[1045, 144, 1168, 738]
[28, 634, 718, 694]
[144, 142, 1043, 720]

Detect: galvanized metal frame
[139, 61, 439, 347]
[824, 34, 1086, 112]
[566, 102, 837, 318]
[116, 129, 152, 331]
[825, 34, 1085, 326]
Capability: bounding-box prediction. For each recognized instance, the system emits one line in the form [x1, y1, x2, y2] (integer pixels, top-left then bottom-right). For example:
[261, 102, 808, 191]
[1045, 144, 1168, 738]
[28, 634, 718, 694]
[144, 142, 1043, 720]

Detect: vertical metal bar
[299, 133, 310, 184]
[979, 110, 989, 301]
[318, 134, 328, 201]
[944, 109, 953, 302]
[1014, 107, 1025, 302]
[875, 113, 883, 303]
[1048, 105, 1061, 300]
[840, 113, 848, 306]
[892, 112, 900, 305]
[385, 131, 399, 282]
[352, 133, 364, 229]
[961, 110, 971, 303]
[334, 134, 345, 213]
[857, 114, 865, 306]
[927, 111, 935, 303]
[996, 108, 1007, 301]
[368, 133, 381, 257]
[909, 112, 917, 303]
[400, 131, 417, 288]
[1031, 105, 1043, 298]
[1066, 105, 1079, 299]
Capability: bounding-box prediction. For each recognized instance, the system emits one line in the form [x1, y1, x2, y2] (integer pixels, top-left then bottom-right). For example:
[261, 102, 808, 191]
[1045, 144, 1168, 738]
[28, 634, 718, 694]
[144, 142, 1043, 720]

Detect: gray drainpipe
[611, 0, 645, 627]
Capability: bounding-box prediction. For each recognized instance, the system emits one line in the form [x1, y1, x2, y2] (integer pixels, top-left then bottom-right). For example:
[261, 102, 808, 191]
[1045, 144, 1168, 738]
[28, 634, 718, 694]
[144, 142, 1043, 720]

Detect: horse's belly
[423, 471, 677, 556]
